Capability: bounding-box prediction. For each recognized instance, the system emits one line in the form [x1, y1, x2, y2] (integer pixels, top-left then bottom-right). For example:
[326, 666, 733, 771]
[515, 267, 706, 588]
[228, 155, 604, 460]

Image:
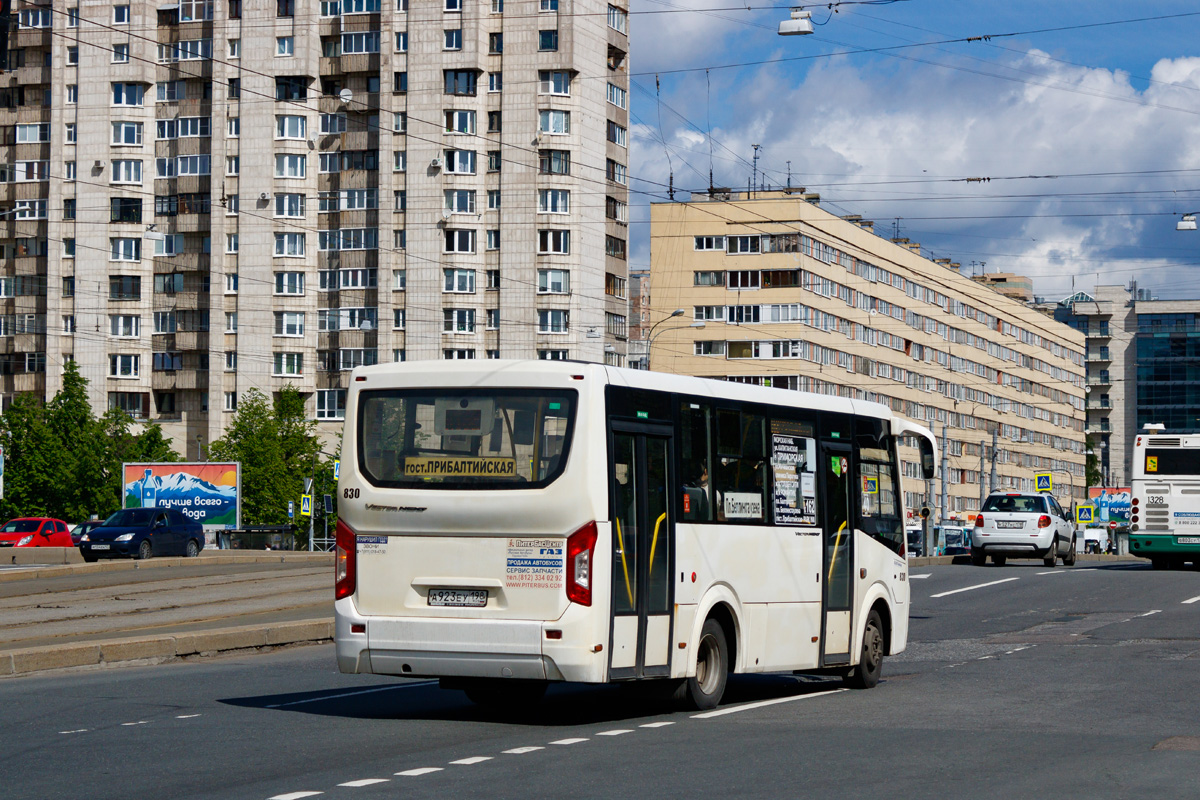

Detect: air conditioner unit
[430, 158, 443, 170]
[93, 160, 103, 169]
[259, 192, 270, 201]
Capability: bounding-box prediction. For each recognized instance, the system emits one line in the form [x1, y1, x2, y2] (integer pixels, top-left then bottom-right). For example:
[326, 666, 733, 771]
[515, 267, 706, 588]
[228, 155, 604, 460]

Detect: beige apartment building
[650, 190, 1087, 522]
[1, 0, 630, 456]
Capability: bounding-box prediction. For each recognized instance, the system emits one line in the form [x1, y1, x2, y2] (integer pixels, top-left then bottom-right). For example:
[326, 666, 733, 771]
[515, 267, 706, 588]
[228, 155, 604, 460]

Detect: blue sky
[626, 1, 1200, 300]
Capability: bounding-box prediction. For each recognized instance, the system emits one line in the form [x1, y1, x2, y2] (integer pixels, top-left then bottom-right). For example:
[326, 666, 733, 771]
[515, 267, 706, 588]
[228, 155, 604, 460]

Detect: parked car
[70, 520, 105, 547]
[78, 508, 205, 562]
[972, 492, 1076, 567]
[0, 517, 72, 548]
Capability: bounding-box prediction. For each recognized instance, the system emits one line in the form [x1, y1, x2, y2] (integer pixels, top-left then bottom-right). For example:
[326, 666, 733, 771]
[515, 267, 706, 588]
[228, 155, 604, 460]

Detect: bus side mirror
[919, 437, 936, 480]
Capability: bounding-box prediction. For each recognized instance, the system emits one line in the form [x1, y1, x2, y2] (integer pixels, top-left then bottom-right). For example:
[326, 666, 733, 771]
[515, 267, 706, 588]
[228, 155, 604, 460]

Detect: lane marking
[269, 793, 323, 800]
[1183, 595, 1200, 605]
[1036, 570, 1067, 576]
[909, 574, 931, 580]
[691, 688, 846, 719]
[503, 746, 544, 754]
[550, 738, 588, 745]
[338, 779, 390, 787]
[176, 714, 202, 719]
[266, 681, 437, 709]
[639, 722, 674, 728]
[1139, 610, 1162, 617]
[450, 757, 493, 765]
[930, 577, 1020, 598]
[121, 721, 149, 726]
[395, 768, 443, 777]
[596, 729, 633, 736]
[59, 729, 88, 734]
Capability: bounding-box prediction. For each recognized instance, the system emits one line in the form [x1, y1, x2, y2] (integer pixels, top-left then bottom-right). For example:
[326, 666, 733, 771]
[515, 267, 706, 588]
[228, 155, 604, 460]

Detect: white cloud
[634, 48, 1200, 297]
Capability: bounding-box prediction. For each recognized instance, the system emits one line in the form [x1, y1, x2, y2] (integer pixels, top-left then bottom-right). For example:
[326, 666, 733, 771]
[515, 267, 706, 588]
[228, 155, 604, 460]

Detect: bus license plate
[428, 589, 487, 607]
[1178, 537, 1200, 544]
[91, 544, 110, 550]
[996, 521, 1024, 529]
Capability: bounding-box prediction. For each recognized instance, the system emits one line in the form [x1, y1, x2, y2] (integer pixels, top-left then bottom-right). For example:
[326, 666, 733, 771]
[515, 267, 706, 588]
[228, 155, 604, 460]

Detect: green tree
[209, 386, 325, 540]
[0, 362, 182, 522]
[1085, 435, 1102, 488]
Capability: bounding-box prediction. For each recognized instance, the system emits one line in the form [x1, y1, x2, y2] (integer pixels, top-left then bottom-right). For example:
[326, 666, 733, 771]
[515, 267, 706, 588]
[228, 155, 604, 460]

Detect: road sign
[1109, 520, 1118, 530]
[300, 494, 312, 517]
[287, 500, 294, 519]
[863, 477, 878, 494]
[1035, 473, 1053, 492]
[334, 460, 340, 481]
[304, 477, 313, 494]
[1075, 504, 1094, 524]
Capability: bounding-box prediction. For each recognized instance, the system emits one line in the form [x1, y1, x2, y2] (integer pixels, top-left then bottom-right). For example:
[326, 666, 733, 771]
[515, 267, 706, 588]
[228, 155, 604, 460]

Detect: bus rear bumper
[334, 598, 605, 683]
[1129, 533, 1200, 558]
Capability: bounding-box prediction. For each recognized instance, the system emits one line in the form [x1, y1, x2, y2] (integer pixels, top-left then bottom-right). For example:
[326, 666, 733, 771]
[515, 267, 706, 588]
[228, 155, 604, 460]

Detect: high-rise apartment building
[650, 191, 1087, 523]
[2, 0, 629, 454]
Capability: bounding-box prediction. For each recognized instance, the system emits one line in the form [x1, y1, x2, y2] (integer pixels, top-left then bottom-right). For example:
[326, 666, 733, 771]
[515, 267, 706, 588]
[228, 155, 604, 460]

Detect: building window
[393, 112, 407, 133]
[606, 235, 627, 260]
[443, 268, 476, 294]
[538, 269, 570, 294]
[395, 31, 408, 51]
[607, 121, 627, 147]
[487, 111, 502, 133]
[226, 233, 239, 253]
[487, 190, 501, 210]
[486, 270, 500, 289]
[275, 154, 306, 178]
[540, 0, 558, 10]
[539, 350, 569, 361]
[486, 230, 500, 251]
[274, 233, 306, 257]
[393, 308, 406, 329]
[489, 72, 503, 92]
[538, 189, 569, 214]
[394, 71, 408, 92]
[275, 272, 305, 295]
[489, 32, 503, 53]
[394, 151, 407, 172]
[276, 115, 306, 139]
[444, 229, 476, 254]
[539, 150, 570, 175]
[224, 392, 238, 412]
[443, 309, 476, 333]
[109, 315, 140, 338]
[538, 229, 570, 255]
[274, 312, 305, 337]
[110, 238, 141, 262]
[278, 0, 295, 16]
[316, 390, 346, 420]
[63, 316, 76, 334]
[444, 349, 476, 360]
[393, 269, 407, 290]
[275, 77, 307, 101]
[65, 124, 77, 143]
[67, 47, 79, 66]
[226, 312, 238, 332]
[608, 4, 628, 33]
[112, 83, 145, 106]
[488, 151, 501, 171]
[275, 193, 305, 218]
[486, 309, 499, 330]
[539, 110, 570, 135]
[226, 351, 238, 372]
[607, 83, 627, 109]
[228, 79, 241, 99]
[539, 70, 571, 95]
[444, 149, 477, 174]
[538, 309, 569, 334]
[694, 236, 726, 251]
[727, 235, 760, 254]
[109, 354, 140, 378]
[444, 29, 462, 50]
[444, 70, 478, 96]
[539, 30, 559, 50]
[109, 277, 142, 301]
[606, 159, 627, 185]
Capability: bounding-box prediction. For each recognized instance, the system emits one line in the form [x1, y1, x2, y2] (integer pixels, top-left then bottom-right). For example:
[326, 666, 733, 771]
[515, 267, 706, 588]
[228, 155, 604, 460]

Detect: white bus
[1130, 430, 1200, 569]
[334, 361, 937, 709]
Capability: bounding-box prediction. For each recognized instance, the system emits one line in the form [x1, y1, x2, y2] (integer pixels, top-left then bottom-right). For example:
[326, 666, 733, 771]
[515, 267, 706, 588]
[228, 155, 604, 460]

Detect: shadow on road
[219, 672, 845, 727]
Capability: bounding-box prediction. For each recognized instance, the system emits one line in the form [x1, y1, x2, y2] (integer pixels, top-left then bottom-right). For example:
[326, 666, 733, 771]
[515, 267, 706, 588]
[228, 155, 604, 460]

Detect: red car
[0, 517, 72, 548]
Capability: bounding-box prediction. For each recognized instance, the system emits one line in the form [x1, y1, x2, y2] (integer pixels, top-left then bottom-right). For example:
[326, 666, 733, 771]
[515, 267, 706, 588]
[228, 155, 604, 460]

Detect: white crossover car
[972, 492, 1076, 567]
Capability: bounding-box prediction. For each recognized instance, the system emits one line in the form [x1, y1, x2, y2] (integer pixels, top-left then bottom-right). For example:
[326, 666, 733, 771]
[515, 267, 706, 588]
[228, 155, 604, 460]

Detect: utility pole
[979, 439, 986, 510]
[989, 428, 998, 493]
[939, 424, 950, 555]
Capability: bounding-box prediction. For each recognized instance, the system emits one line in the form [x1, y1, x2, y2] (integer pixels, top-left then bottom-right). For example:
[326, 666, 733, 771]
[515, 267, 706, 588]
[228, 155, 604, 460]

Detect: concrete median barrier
[0, 551, 333, 584]
[2, 618, 335, 678]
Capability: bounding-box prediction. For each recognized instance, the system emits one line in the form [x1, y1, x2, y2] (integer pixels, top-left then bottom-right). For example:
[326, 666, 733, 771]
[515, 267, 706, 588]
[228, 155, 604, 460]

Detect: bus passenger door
[819, 442, 853, 665]
[609, 428, 674, 680]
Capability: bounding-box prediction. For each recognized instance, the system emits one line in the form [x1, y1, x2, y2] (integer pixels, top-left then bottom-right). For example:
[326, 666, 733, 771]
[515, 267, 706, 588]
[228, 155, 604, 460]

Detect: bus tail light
[335, 519, 357, 600]
[566, 521, 598, 607]
[975, 515, 984, 528]
[1038, 515, 1051, 528]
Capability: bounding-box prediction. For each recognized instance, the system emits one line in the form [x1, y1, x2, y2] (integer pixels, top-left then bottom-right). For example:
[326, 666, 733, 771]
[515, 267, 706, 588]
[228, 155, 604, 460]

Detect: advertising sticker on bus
[505, 538, 564, 589]
[1146, 456, 1158, 473]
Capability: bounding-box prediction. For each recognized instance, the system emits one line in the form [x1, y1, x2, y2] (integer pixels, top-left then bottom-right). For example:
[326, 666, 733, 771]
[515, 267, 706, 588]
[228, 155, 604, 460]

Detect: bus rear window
[1144, 449, 1198, 476]
[357, 389, 577, 489]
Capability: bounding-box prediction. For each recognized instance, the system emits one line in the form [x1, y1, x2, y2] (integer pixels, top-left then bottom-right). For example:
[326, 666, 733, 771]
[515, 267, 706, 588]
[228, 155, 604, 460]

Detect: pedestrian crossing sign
[1035, 473, 1053, 492]
[1076, 505, 1094, 524]
[301, 494, 312, 517]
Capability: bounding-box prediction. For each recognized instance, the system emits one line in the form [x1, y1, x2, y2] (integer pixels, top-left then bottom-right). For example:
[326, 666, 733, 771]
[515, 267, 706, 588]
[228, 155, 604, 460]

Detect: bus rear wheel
[676, 618, 728, 710]
[846, 608, 884, 690]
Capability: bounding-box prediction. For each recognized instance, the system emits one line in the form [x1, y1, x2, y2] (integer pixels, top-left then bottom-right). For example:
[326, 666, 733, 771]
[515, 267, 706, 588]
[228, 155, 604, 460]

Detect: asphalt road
[3, 560, 1199, 800]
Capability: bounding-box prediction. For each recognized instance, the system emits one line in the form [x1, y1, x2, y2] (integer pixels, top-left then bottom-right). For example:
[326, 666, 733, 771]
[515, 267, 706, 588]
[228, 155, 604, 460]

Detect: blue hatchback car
[79, 508, 205, 562]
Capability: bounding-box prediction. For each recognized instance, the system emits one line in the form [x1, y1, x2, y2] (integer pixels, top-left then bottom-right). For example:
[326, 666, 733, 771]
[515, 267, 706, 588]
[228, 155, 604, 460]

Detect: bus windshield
[1143, 449, 1200, 477]
[357, 389, 577, 489]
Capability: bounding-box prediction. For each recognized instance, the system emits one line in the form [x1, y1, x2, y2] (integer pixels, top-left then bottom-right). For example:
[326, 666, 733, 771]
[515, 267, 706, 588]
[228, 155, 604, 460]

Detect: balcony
[1086, 350, 1111, 362]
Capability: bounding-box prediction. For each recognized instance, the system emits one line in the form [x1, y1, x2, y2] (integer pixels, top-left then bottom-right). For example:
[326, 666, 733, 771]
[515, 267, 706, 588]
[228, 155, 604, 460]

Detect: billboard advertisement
[1088, 487, 1131, 527]
[123, 462, 241, 530]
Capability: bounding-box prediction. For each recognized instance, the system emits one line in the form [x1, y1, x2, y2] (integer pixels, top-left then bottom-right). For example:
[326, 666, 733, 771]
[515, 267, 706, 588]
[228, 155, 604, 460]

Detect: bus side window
[715, 409, 766, 523]
[679, 402, 713, 522]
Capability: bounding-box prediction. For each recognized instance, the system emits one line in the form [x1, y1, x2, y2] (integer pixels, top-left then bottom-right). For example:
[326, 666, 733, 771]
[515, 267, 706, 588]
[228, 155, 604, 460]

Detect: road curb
[0, 552, 333, 584]
[0, 618, 335, 678]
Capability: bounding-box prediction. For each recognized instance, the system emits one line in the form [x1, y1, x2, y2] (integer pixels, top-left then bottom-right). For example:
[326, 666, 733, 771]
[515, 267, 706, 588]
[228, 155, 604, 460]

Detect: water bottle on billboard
[141, 468, 157, 508]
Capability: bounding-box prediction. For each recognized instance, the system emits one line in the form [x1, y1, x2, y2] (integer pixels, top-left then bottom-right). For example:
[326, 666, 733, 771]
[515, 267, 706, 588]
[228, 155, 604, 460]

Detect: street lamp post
[646, 309, 704, 371]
